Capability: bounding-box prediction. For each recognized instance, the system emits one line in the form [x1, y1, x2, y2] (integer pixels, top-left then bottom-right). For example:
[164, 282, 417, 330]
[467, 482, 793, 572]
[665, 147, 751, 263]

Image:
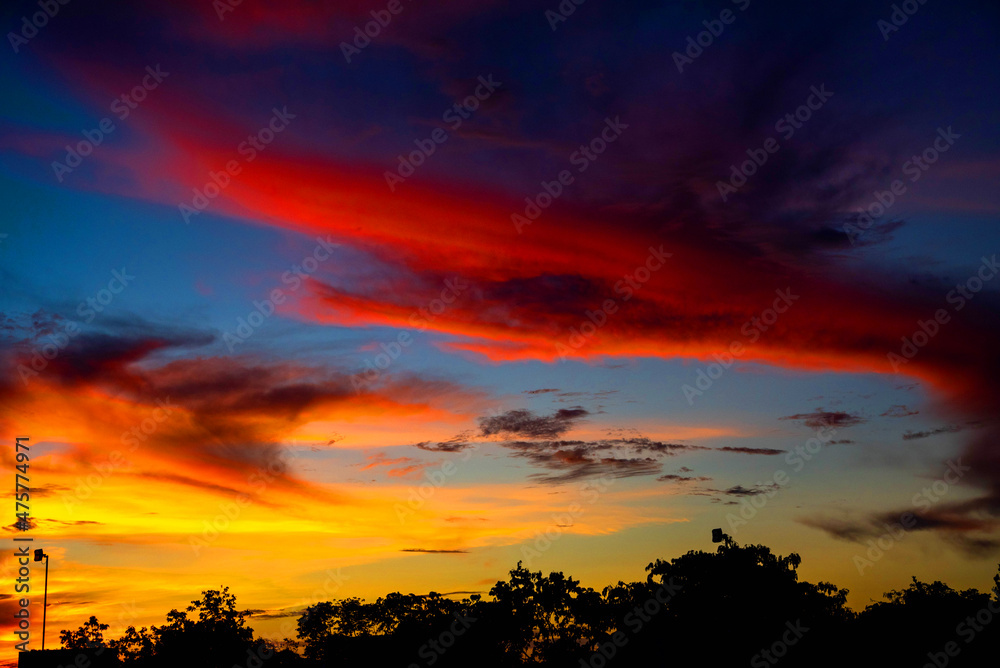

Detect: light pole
[711, 528, 734, 547]
[33, 549, 48, 650]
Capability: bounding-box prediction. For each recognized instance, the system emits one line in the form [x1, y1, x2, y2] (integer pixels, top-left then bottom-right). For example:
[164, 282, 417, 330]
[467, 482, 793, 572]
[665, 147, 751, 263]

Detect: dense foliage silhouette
[57, 541, 1000, 668]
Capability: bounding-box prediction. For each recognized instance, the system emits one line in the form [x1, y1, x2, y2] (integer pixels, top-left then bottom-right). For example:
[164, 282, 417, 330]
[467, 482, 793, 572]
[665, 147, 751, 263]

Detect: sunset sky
[2, 0, 1000, 660]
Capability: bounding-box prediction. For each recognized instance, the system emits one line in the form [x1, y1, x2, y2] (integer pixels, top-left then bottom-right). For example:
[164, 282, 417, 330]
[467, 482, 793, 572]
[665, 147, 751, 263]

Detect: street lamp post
[33, 549, 48, 650]
[711, 528, 734, 547]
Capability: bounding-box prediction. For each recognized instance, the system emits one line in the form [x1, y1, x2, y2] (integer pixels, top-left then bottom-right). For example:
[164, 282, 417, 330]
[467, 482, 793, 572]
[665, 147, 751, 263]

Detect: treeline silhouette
[60, 540, 1000, 668]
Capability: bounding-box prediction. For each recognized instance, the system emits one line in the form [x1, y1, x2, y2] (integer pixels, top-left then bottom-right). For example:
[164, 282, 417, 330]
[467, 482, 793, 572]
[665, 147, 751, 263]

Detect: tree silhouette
[109, 624, 156, 665]
[487, 562, 608, 664]
[60, 616, 109, 650]
[853, 575, 999, 666]
[152, 586, 255, 667]
[56, 545, 1000, 668]
[297, 591, 491, 666]
[609, 540, 853, 666]
[67, 587, 268, 668]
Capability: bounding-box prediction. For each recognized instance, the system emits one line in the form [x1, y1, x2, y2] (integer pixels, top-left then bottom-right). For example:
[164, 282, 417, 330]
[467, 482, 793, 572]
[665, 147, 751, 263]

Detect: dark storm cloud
[800, 498, 1000, 558]
[8, 0, 1000, 566]
[657, 474, 712, 483]
[415, 406, 704, 483]
[881, 405, 919, 418]
[499, 436, 705, 484]
[415, 433, 474, 453]
[779, 411, 866, 428]
[902, 425, 963, 440]
[717, 447, 786, 455]
[718, 484, 780, 497]
[479, 407, 590, 439]
[0, 318, 481, 505]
